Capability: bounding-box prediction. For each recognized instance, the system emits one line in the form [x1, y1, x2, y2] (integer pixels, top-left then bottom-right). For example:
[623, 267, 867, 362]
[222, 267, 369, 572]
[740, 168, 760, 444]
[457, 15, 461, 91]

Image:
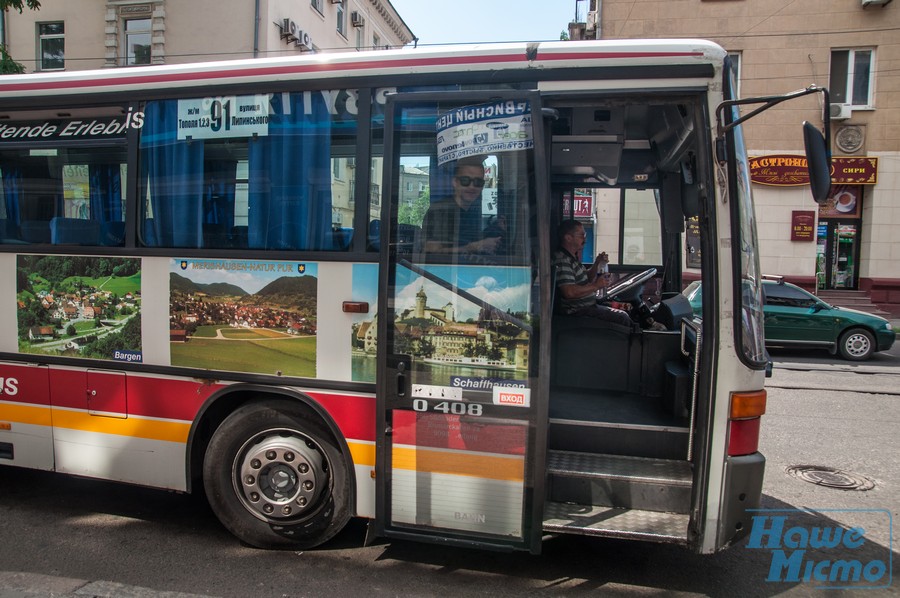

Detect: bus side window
[140, 91, 358, 251]
[1, 153, 126, 247]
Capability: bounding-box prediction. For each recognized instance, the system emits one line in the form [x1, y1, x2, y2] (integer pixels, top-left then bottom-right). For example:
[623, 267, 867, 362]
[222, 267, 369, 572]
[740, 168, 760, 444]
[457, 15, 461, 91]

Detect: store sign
[790, 210, 816, 242]
[831, 157, 878, 185]
[749, 155, 878, 186]
[562, 189, 593, 218]
[819, 185, 861, 219]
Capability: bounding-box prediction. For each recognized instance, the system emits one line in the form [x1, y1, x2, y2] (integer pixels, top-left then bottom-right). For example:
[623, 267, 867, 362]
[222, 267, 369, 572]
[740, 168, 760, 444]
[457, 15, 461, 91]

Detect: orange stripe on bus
[348, 441, 375, 467]
[0, 402, 53, 427]
[50, 409, 190, 444]
[391, 447, 524, 482]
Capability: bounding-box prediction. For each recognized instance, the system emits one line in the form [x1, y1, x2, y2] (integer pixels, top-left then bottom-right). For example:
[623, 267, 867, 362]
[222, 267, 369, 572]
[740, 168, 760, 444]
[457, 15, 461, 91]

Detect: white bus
[0, 40, 830, 554]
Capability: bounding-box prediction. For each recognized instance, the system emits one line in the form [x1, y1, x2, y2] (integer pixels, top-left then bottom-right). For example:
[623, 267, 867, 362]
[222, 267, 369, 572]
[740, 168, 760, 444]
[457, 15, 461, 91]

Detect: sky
[388, 0, 581, 46]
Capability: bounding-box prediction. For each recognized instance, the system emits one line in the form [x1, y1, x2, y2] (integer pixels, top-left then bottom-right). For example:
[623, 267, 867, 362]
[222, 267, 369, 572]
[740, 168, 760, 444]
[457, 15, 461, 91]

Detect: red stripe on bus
[37, 367, 377, 442]
[0, 363, 51, 406]
[0, 50, 705, 94]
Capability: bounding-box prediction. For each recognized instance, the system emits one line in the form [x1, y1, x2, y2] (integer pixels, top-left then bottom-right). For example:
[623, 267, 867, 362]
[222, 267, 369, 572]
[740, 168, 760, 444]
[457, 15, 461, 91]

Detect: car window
[763, 284, 817, 308]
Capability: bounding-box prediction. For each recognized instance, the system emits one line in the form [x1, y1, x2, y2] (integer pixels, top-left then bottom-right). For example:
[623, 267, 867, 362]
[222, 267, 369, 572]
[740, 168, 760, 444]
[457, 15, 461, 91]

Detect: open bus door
[374, 91, 551, 553]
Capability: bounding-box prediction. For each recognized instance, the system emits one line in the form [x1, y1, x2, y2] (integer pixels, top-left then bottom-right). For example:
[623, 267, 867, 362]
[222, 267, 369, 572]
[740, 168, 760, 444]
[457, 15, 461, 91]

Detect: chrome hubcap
[845, 333, 871, 358]
[234, 430, 325, 522]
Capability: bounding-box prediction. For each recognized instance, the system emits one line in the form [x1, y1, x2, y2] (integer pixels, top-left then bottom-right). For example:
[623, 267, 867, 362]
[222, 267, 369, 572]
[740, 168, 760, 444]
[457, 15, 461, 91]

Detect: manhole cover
[785, 465, 875, 491]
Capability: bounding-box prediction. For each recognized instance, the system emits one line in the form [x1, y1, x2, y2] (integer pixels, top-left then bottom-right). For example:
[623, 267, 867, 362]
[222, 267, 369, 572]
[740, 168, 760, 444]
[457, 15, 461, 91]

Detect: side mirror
[803, 121, 832, 204]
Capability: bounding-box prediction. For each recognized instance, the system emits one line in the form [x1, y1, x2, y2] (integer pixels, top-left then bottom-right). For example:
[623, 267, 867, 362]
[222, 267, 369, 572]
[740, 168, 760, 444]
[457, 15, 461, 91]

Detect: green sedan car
[683, 278, 896, 361]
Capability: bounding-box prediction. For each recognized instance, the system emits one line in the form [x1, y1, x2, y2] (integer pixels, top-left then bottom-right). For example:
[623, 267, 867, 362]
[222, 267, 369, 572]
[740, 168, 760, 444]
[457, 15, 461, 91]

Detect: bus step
[548, 419, 689, 460]
[547, 450, 692, 514]
[543, 501, 689, 544]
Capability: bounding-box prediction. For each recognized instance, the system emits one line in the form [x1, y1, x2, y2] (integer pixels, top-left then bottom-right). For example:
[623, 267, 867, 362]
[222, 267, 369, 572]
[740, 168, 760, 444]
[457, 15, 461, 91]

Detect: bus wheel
[203, 399, 351, 549]
[838, 328, 875, 361]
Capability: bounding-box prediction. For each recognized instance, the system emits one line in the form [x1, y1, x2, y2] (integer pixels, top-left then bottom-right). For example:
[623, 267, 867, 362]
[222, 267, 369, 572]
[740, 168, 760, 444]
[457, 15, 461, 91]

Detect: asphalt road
[1, 350, 898, 597]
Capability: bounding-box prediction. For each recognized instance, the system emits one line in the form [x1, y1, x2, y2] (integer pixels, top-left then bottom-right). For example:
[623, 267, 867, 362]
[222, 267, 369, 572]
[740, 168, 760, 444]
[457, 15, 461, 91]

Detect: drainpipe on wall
[253, 0, 260, 58]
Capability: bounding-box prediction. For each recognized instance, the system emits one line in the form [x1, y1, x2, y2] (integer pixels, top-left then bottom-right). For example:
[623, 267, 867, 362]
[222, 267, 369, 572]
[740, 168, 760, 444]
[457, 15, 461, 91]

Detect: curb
[0, 572, 213, 598]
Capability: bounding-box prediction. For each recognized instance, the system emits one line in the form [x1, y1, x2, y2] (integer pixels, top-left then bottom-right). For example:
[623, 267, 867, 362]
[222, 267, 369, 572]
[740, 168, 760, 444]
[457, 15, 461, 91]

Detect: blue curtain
[140, 101, 204, 247]
[248, 92, 332, 250]
[0, 161, 23, 225]
[0, 159, 61, 225]
[89, 164, 123, 222]
[203, 160, 237, 226]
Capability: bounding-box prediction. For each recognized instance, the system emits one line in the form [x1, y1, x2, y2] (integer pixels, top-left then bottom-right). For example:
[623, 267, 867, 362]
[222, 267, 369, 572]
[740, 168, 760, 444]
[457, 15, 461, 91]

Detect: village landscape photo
[169, 259, 318, 377]
[16, 255, 142, 361]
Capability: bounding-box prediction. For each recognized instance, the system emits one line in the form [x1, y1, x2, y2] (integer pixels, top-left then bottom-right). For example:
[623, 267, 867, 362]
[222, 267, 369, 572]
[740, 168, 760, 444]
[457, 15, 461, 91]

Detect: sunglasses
[456, 176, 485, 188]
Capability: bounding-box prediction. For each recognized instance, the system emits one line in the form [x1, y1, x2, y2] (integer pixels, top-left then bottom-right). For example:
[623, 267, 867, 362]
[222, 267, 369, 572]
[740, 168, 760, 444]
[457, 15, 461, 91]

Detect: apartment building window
[37, 22, 65, 71]
[336, 1, 346, 37]
[311, 0, 323, 14]
[125, 18, 151, 65]
[830, 49, 874, 108]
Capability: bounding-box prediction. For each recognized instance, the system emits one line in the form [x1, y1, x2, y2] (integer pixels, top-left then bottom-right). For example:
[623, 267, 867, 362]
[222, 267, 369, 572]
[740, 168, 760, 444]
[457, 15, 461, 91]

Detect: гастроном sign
[749, 155, 878, 186]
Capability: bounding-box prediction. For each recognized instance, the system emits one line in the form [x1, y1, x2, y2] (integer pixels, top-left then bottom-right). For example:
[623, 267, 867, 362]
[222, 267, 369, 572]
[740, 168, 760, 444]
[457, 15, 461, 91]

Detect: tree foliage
[1, 0, 41, 74]
[0, 46, 25, 74]
[398, 190, 430, 226]
[0, 1, 41, 12]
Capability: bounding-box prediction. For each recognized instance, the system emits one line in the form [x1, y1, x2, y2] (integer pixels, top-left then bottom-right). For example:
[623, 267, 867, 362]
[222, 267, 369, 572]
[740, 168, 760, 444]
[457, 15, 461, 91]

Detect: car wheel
[203, 399, 352, 549]
[838, 328, 875, 361]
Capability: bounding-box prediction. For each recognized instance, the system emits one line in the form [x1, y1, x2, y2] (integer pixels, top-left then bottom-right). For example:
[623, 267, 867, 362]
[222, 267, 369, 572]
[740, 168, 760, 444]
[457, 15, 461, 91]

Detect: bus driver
[553, 220, 635, 328]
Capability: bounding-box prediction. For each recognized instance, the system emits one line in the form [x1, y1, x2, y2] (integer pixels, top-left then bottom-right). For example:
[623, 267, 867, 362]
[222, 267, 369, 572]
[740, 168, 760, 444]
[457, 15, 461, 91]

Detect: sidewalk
[0, 572, 212, 598]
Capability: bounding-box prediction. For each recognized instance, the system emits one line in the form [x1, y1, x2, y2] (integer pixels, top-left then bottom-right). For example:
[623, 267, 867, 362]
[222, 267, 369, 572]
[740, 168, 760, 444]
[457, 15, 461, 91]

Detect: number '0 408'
[412, 400, 482, 416]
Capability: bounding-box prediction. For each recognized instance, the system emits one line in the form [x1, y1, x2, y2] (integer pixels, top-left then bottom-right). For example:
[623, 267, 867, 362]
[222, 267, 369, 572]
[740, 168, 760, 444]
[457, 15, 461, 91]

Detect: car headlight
[886, 322, 894, 331]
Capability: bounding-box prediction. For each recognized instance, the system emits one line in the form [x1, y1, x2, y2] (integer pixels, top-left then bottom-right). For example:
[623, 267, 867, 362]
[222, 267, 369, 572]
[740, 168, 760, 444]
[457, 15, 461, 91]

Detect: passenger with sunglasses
[420, 156, 503, 255]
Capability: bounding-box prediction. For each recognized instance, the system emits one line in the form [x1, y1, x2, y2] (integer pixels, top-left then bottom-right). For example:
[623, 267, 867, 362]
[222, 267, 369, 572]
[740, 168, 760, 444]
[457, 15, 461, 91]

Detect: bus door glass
[375, 92, 548, 552]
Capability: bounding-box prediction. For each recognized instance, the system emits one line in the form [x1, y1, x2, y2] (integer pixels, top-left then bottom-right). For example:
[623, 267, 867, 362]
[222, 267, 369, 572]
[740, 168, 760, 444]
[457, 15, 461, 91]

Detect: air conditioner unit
[861, 0, 892, 7]
[280, 18, 297, 42]
[830, 103, 852, 120]
[351, 11, 365, 27]
[295, 31, 313, 52]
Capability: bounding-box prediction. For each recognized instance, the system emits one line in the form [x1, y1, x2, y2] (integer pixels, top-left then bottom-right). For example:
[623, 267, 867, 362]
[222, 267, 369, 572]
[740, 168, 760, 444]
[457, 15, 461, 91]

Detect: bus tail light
[728, 390, 766, 456]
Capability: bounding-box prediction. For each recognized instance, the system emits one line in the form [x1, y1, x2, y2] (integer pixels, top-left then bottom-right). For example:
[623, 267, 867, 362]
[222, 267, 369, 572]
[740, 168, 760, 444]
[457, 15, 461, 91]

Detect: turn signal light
[730, 390, 766, 419]
[728, 390, 766, 456]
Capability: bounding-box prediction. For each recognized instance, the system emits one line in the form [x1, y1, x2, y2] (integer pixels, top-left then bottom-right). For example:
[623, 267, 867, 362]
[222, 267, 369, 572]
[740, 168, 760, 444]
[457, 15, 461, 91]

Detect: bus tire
[838, 327, 875, 361]
[202, 399, 351, 549]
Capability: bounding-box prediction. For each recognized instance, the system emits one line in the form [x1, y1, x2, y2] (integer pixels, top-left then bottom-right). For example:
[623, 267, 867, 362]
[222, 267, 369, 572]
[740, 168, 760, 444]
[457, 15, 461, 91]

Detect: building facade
[576, 0, 900, 314]
[1, 0, 414, 71]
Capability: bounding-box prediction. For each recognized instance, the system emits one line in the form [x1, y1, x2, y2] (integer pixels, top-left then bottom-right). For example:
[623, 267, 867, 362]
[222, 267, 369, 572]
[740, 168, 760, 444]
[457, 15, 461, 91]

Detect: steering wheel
[604, 267, 657, 302]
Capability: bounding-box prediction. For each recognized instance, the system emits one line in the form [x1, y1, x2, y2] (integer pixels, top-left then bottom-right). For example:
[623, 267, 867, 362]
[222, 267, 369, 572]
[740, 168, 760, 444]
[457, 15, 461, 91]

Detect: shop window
[125, 18, 152, 66]
[37, 22, 65, 71]
[830, 49, 874, 108]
